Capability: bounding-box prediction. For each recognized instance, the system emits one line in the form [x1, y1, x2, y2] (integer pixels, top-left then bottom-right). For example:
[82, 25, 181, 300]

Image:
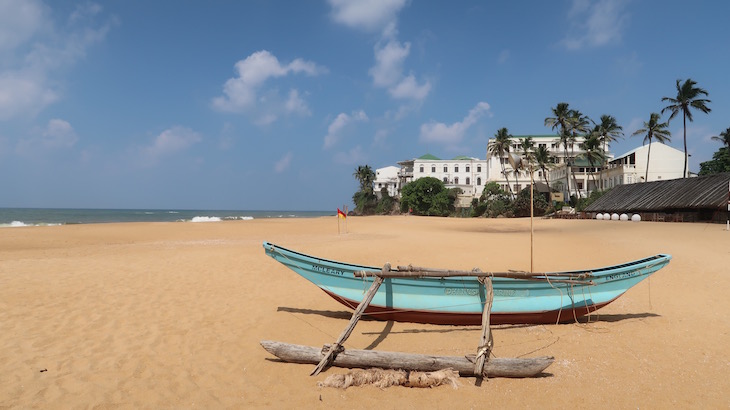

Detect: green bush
[400, 177, 455, 216]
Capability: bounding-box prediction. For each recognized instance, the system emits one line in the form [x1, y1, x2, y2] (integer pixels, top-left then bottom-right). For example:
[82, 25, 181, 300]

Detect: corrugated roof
[585, 173, 730, 212]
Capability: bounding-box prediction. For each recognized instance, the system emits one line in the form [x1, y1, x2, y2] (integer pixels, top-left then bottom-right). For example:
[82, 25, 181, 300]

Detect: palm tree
[488, 127, 515, 199]
[632, 113, 671, 182]
[353, 165, 375, 193]
[579, 133, 606, 190]
[661, 78, 712, 178]
[594, 115, 624, 189]
[711, 127, 730, 148]
[545, 103, 573, 200]
[533, 145, 555, 188]
[519, 136, 534, 162]
[567, 109, 590, 199]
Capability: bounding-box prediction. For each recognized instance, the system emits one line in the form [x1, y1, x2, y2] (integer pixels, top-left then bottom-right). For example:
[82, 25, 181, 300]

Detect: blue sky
[1, 0, 728, 210]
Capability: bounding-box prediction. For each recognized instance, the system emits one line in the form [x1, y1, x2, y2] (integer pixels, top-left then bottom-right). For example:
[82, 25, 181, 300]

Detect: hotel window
[431, 165, 436, 172]
[419, 165, 424, 173]
[443, 177, 448, 183]
[514, 184, 521, 192]
[577, 182, 584, 190]
[455, 165, 459, 172]
[443, 165, 448, 172]
[477, 165, 482, 172]
[477, 177, 482, 185]
[465, 165, 470, 172]
[466, 177, 470, 185]
[454, 177, 459, 184]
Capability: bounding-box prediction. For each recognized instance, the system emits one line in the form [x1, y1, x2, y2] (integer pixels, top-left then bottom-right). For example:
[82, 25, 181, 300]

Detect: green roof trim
[512, 134, 559, 139]
[418, 153, 441, 160]
[452, 155, 473, 160]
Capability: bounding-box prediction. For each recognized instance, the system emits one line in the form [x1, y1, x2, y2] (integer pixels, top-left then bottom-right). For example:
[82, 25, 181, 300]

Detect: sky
[1, 0, 729, 210]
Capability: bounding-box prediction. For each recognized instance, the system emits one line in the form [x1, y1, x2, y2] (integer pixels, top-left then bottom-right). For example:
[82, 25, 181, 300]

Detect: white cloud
[0, 0, 46, 52]
[274, 152, 293, 173]
[561, 0, 629, 50]
[370, 38, 410, 87]
[285, 89, 311, 116]
[323, 110, 368, 149]
[0, 1, 113, 120]
[142, 126, 202, 161]
[389, 74, 431, 100]
[41, 118, 78, 148]
[370, 38, 431, 102]
[15, 118, 78, 154]
[333, 145, 367, 165]
[212, 50, 326, 114]
[0, 71, 58, 120]
[419, 102, 491, 144]
[328, 0, 408, 32]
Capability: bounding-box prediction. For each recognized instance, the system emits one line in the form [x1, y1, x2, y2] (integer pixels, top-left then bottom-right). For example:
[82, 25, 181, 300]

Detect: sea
[0, 208, 333, 227]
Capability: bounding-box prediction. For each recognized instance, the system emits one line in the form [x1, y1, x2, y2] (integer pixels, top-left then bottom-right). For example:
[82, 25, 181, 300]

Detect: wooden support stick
[310, 263, 388, 376]
[474, 274, 494, 378]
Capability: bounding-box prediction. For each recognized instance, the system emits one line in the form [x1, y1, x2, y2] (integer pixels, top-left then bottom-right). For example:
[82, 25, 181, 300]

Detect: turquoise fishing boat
[263, 242, 671, 325]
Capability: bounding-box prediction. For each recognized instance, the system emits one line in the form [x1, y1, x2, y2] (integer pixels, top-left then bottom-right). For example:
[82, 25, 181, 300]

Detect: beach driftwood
[260, 340, 554, 378]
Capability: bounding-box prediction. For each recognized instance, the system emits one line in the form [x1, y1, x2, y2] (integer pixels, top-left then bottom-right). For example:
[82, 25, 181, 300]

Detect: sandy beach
[1, 216, 728, 408]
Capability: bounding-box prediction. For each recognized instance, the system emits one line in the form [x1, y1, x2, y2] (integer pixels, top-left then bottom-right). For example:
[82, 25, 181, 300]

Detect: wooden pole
[310, 264, 388, 376]
[530, 167, 534, 274]
[474, 274, 494, 378]
[354, 266, 594, 280]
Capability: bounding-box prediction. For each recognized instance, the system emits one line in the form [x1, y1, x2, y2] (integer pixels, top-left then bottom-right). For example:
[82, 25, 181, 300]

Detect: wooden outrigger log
[260, 341, 554, 378]
[261, 263, 556, 379]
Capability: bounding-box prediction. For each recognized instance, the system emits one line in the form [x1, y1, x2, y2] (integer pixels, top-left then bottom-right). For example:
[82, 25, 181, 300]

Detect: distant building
[585, 172, 730, 223]
[486, 134, 596, 199]
[395, 154, 488, 207]
[381, 135, 685, 207]
[373, 166, 400, 199]
[601, 142, 686, 188]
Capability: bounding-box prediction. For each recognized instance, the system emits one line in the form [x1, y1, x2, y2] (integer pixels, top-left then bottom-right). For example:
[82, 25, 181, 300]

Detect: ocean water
[0, 208, 333, 227]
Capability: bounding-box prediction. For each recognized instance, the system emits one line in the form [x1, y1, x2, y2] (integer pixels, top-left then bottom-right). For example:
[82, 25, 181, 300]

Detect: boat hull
[263, 242, 671, 325]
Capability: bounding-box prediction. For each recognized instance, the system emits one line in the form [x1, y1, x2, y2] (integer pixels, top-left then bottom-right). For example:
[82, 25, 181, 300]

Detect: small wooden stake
[310, 263, 388, 375]
[474, 274, 494, 378]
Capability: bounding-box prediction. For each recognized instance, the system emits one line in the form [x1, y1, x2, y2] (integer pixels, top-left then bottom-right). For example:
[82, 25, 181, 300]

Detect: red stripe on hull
[322, 290, 616, 325]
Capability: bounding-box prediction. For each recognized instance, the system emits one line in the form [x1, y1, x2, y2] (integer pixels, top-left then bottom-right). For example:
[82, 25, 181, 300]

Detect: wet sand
[0, 216, 728, 408]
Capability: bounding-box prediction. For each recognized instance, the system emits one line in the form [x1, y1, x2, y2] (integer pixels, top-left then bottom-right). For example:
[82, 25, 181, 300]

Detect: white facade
[486, 134, 592, 198]
[602, 142, 685, 188]
[395, 155, 488, 207]
[373, 166, 400, 198]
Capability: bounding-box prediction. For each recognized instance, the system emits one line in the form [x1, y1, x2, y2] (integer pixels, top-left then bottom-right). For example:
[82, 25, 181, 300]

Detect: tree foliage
[661, 78, 712, 178]
[698, 147, 730, 176]
[400, 177, 455, 216]
[512, 186, 549, 217]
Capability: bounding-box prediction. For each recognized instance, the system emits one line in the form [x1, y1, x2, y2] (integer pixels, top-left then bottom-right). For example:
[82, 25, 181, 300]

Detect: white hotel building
[375, 136, 685, 206]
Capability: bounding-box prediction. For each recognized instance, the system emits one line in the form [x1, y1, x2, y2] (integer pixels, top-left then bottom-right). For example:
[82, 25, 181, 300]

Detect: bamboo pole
[311, 264, 388, 376]
[530, 166, 534, 274]
[474, 274, 493, 378]
[354, 267, 593, 280]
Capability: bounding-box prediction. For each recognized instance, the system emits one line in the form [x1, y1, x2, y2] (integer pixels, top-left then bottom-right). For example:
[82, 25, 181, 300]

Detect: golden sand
[1, 216, 728, 408]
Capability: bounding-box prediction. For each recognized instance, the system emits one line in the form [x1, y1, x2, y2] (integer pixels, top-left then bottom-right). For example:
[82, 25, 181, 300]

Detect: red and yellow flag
[337, 208, 347, 219]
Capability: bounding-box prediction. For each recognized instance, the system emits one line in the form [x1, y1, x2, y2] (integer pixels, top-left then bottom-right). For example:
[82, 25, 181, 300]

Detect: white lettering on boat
[311, 264, 345, 276]
[494, 289, 529, 297]
[444, 288, 529, 297]
[605, 270, 641, 281]
[444, 288, 479, 296]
